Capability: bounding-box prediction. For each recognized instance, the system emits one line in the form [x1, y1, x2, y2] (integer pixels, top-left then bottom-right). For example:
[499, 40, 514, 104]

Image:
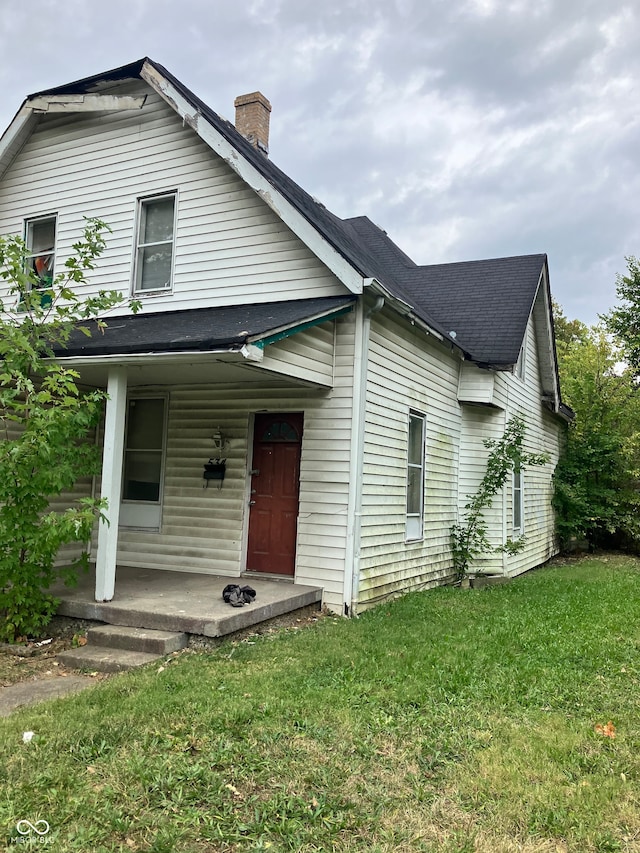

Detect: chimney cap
[234, 91, 272, 112]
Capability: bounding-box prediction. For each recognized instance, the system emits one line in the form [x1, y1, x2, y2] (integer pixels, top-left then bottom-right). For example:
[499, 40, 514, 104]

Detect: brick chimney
[234, 92, 271, 155]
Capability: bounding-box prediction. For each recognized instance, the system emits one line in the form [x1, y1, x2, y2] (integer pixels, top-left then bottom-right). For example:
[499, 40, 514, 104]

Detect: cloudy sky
[1, 0, 638, 324]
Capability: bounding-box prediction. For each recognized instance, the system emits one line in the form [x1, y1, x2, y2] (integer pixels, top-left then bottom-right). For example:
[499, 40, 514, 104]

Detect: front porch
[52, 566, 323, 638]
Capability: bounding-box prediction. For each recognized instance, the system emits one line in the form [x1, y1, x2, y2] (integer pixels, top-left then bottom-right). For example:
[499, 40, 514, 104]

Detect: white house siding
[457, 405, 507, 575]
[256, 321, 336, 387]
[496, 317, 563, 576]
[457, 315, 564, 577]
[457, 361, 499, 407]
[89, 312, 356, 612]
[0, 83, 347, 313]
[356, 309, 462, 609]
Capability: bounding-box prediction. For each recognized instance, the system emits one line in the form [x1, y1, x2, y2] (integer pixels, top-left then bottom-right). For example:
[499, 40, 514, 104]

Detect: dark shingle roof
[32, 59, 547, 367]
[55, 297, 355, 357]
[335, 218, 546, 365]
[399, 255, 546, 365]
[373, 253, 546, 366]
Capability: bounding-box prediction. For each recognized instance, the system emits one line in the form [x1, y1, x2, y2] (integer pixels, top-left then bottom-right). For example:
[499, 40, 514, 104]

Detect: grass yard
[1, 556, 639, 852]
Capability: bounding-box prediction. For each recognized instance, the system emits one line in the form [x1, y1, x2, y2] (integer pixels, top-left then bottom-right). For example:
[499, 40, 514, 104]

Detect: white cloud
[0, 0, 639, 323]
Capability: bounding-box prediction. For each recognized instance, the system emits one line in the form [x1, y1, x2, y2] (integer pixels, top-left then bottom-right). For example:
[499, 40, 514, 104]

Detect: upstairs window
[134, 193, 176, 293]
[25, 215, 56, 288]
[406, 410, 426, 541]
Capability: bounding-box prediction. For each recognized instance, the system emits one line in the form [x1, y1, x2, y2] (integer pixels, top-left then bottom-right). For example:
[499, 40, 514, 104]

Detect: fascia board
[140, 61, 364, 296]
[247, 302, 354, 346]
[532, 264, 561, 410]
[0, 94, 145, 182]
[49, 346, 264, 368]
[0, 104, 37, 183]
[28, 94, 147, 113]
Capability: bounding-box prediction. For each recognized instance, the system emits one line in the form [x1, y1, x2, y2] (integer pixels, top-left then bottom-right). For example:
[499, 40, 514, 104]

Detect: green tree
[0, 219, 138, 641]
[553, 301, 640, 551]
[605, 256, 640, 379]
[552, 297, 589, 348]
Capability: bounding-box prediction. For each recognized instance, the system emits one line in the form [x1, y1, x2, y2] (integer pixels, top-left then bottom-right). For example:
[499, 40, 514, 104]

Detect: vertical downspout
[343, 294, 384, 616]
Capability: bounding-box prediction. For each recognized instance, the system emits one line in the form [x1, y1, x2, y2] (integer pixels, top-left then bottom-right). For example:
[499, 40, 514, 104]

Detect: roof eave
[0, 59, 151, 183]
[50, 344, 264, 367]
[0, 103, 37, 183]
[534, 258, 563, 409]
[247, 301, 355, 347]
[365, 277, 469, 356]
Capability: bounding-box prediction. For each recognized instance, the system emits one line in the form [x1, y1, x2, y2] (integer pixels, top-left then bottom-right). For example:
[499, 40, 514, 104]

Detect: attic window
[134, 193, 176, 293]
[515, 337, 526, 380]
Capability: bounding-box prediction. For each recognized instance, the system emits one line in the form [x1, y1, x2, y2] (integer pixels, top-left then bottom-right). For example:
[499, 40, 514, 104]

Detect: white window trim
[132, 191, 177, 295]
[406, 410, 426, 542]
[512, 466, 524, 534]
[119, 392, 169, 530]
[24, 213, 57, 286]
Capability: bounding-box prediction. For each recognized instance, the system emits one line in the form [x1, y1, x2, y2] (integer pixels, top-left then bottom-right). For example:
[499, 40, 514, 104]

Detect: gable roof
[1, 58, 564, 408]
[391, 254, 546, 367]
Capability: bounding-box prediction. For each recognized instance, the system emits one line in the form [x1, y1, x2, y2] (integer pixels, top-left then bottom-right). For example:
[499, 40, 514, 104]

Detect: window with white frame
[406, 411, 426, 540]
[133, 193, 176, 292]
[513, 465, 523, 533]
[122, 397, 166, 503]
[25, 215, 56, 290]
[120, 396, 167, 530]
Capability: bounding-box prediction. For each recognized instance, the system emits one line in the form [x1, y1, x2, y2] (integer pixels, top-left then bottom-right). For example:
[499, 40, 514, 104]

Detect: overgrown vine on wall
[450, 416, 548, 581]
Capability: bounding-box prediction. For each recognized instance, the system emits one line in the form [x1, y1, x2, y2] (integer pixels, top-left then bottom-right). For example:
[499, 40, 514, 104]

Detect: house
[0, 58, 571, 616]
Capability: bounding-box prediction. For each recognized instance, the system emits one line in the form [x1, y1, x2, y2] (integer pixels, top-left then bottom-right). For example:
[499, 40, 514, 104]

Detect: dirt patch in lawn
[0, 607, 329, 687]
[0, 616, 101, 688]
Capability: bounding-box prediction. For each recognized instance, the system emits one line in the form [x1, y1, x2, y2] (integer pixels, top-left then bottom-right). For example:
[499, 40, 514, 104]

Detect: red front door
[246, 413, 303, 576]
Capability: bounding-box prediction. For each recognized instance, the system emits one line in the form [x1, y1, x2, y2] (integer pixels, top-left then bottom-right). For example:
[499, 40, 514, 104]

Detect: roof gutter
[365, 277, 462, 351]
[48, 344, 264, 367]
[248, 302, 355, 348]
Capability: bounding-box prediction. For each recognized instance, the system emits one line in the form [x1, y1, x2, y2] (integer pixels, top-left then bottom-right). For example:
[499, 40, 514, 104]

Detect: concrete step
[87, 625, 188, 655]
[58, 646, 162, 673]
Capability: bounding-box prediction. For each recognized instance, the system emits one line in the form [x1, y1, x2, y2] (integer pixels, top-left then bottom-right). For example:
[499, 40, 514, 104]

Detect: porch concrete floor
[51, 566, 323, 638]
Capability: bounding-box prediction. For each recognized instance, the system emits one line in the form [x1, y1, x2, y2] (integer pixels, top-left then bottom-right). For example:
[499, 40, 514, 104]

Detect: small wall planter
[203, 460, 226, 487]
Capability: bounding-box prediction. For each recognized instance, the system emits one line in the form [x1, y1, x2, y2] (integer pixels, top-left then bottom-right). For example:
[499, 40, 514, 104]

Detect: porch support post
[95, 368, 127, 602]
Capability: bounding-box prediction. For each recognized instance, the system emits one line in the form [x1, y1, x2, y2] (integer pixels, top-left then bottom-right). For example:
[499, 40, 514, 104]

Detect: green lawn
[1, 556, 639, 852]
